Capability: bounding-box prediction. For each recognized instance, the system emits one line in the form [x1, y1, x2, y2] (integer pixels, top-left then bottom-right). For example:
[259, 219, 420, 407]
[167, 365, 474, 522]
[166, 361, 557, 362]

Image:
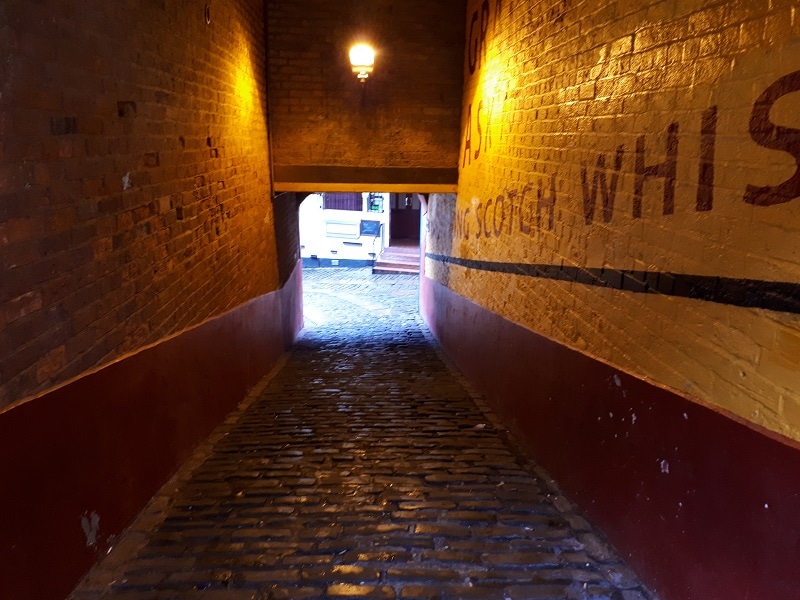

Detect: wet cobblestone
[71, 268, 656, 600]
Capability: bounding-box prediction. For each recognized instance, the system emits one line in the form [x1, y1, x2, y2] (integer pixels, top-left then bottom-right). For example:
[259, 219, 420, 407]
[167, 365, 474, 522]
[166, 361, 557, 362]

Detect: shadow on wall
[0, 266, 303, 600]
[272, 192, 304, 284]
[425, 194, 457, 286]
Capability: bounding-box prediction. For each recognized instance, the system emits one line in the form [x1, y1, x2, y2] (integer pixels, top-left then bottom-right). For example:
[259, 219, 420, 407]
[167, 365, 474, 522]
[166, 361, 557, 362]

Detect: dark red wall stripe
[421, 274, 800, 600]
[0, 263, 303, 600]
[426, 252, 800, 315]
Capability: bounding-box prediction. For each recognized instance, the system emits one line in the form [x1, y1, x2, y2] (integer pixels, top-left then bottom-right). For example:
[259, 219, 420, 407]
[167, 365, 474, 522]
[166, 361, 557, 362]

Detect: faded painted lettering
[458, 69, 800, 242]
[696, 106, 718, 212]
[744, 70, 800, 206]
[581, 145, 624, 225]
[634, 122, 678, 218]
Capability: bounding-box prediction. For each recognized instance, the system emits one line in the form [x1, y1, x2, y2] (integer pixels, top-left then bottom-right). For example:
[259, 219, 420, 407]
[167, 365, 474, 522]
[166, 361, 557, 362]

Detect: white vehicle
[299, 192, 390, 267]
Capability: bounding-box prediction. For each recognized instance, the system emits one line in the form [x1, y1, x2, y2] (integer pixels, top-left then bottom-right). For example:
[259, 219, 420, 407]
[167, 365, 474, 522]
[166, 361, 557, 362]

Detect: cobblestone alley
[70, 268, 655, 600]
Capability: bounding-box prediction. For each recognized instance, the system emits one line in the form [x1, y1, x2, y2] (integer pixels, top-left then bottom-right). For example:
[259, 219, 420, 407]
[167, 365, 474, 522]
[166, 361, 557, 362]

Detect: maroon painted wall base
[421, 274, 800, 600]
[0, 263, 303, 600]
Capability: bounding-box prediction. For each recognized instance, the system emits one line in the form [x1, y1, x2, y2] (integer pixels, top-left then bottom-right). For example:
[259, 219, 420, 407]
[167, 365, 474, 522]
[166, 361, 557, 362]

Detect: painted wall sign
[450, 178, 556, 242]
[447, 0, 800, 443]
[463, 71, 800, 230]
[443, 6, 800, 580]
[744, 70, 800, 206]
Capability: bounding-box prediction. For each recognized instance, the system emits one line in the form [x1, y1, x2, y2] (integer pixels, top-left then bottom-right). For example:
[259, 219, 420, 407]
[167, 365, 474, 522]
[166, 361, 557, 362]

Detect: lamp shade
[349, 43, 375, 79]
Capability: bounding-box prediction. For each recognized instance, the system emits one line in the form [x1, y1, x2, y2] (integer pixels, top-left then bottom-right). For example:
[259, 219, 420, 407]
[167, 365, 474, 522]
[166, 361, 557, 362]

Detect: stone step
[372, 265, 419, 275]
[381, 245, 419, 255]
[374, 244, 420, 274]
[373, 258, 419, 274]
[379, 250, 420, 260]
[376, 257, 418, 266]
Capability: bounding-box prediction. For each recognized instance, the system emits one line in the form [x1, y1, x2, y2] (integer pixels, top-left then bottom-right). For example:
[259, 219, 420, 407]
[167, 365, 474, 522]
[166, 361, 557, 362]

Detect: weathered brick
[483, 552, 562, 567]
[426, 0, 800, 441]
[5, 291, 42, 323]
[385, 567, 460, 581]
[504, 584, 573, 599]
[266, 0, 463, 172]
[0, 0, 281, 408]
[412, 523, 472, 537]
[399, 584, 443, 599]
[0, 218, 41, 246]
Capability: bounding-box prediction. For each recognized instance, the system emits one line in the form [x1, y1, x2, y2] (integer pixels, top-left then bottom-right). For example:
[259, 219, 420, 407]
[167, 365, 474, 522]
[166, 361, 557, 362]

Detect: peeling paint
[122, 172, 132, 190]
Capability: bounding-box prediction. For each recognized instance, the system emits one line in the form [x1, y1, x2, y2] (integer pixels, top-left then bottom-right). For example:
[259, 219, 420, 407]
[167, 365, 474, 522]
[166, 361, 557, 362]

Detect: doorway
[389, 193, 421, 243]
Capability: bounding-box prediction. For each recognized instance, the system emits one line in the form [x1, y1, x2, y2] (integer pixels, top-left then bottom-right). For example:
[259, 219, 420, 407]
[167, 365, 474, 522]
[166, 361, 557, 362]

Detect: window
[323, 193, 362, 211]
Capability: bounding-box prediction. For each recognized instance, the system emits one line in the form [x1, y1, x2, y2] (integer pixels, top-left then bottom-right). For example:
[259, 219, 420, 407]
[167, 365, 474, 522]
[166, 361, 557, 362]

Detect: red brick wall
[0, 0, 279, 410]
[266, 0, 464, 190]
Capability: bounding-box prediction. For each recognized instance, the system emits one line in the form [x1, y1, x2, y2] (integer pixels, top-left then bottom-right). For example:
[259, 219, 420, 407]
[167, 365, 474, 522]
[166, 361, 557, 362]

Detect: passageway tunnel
[68, 266, 657, 599]
[1, 1, 800, 599]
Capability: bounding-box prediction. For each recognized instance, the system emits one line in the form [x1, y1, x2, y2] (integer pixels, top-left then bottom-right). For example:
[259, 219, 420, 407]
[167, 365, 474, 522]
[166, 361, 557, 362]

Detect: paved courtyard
[71, 268, 655, 600]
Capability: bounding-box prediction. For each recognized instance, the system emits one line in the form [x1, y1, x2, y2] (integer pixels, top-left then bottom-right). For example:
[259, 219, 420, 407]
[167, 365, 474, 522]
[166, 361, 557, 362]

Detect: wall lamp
[349, 43, 375, 82]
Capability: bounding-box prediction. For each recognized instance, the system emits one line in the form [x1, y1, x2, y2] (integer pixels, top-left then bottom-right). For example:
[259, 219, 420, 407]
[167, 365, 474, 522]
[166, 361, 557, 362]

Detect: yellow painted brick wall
[427, 0, 800, 440]
[0, 0, 279, 409]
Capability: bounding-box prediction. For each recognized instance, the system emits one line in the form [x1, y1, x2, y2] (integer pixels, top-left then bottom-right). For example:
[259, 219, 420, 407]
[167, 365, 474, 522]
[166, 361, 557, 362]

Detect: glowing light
[349, 43, 375, 80]
[233, 39, 257, 118]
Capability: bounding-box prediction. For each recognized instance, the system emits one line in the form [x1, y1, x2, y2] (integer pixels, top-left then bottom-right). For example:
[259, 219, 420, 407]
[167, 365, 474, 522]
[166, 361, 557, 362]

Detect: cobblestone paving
[71, 268, 656, 600]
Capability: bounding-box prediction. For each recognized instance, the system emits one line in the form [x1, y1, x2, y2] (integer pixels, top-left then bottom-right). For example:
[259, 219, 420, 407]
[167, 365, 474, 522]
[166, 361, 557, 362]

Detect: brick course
[0, 0, 280, 408]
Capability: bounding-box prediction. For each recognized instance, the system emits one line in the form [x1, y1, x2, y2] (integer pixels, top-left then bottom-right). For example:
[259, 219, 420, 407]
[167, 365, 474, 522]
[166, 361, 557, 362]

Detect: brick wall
[0, 0, 278, 410]
[266, 0, 464, 190]
[272, 193, 302, 286]
[427, 0, 800, 441]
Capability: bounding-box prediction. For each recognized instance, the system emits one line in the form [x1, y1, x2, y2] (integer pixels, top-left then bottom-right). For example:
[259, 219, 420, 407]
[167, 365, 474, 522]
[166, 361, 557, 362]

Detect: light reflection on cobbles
[70, 267, 656, 600]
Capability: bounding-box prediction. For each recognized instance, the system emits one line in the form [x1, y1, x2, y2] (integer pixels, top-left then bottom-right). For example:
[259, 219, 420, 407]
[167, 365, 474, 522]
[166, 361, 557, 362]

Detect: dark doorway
[389, 193, 421, 242]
